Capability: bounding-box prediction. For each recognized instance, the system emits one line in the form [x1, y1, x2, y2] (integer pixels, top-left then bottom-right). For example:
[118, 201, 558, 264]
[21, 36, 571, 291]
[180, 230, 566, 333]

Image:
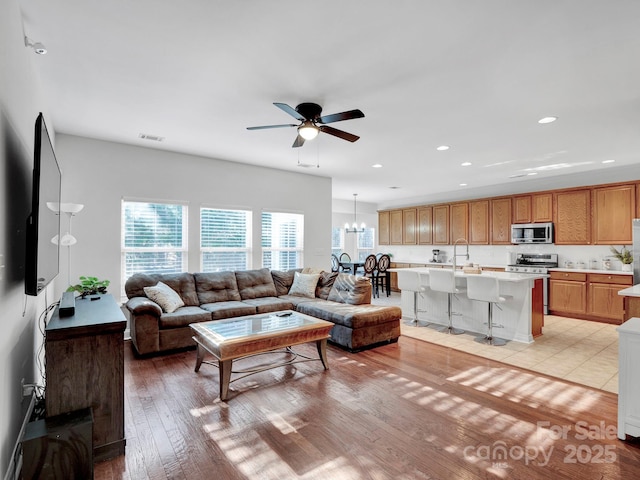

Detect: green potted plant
[609, 246, 633, 272]
[67, 276, 110, 299]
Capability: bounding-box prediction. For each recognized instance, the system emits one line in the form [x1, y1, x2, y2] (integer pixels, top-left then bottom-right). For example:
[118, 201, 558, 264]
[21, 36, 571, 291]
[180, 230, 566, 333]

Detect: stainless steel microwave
[511, 222, 554, 244]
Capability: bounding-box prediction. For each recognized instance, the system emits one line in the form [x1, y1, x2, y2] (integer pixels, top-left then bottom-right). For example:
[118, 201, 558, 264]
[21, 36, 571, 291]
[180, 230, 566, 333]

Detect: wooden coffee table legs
[193, 338, 329, 401]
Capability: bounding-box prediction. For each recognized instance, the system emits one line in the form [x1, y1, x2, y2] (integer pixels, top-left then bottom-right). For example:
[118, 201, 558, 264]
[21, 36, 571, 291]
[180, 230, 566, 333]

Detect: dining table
[339, 261, 365, 274]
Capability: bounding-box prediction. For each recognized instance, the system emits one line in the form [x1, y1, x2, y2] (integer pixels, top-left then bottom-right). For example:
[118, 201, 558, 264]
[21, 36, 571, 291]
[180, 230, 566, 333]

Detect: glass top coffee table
[190, 310, 333, 401]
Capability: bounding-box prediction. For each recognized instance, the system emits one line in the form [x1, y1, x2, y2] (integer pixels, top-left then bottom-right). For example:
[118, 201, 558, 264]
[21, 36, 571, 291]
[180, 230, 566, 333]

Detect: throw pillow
[144, 281, 185, 313]
[288, 272, 320, 298]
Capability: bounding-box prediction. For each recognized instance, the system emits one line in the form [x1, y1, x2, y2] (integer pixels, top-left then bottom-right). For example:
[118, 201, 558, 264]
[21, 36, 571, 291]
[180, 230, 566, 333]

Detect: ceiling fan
[247, 102, 364, 148]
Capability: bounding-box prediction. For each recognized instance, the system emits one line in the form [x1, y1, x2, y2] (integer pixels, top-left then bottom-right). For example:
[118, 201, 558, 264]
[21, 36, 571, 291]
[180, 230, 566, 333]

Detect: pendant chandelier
[344, 194, 365, 233]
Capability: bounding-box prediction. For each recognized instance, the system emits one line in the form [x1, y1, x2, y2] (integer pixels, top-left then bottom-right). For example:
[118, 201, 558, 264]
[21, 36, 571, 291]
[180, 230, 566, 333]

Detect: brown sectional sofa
[124, 268, 401, 355]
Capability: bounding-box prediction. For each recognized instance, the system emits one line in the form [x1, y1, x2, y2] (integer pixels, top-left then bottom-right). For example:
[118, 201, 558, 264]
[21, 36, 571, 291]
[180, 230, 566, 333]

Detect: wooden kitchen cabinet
[390, 210, 403, 245]
[512, 195, 532, 223]
[532, 193, 553, 222]
[592, 184, 635, 244]
[553, 189, 591, 244]
[417, 206, 433, 245]
[469, 199, 490, 245]
[403, 208, 417, 244]
[378, 211, 390, 245]
[549, 271, 587, 316]
[491, 197, 512, 244]
[433, 205, 450, 245]
[450, 202, 469, 244]
[587, 273, 633, 323]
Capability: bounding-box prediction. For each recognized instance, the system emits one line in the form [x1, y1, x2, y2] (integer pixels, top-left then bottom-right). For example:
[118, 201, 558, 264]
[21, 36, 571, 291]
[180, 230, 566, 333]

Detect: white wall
[54, 135, 333, 301]
[0, 0, 54, 476]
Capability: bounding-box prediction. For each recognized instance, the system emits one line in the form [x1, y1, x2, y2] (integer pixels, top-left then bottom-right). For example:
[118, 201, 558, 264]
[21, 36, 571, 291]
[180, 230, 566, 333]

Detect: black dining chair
[331, 254, 340, 273]
[339, 253, 352, 272]
[363, 254, 378, 297]
[374, 254, 391, 297]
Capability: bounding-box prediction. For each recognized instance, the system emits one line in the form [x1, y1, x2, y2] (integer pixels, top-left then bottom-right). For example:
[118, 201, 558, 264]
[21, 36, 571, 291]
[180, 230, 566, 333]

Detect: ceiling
[20, 1, 640, 205]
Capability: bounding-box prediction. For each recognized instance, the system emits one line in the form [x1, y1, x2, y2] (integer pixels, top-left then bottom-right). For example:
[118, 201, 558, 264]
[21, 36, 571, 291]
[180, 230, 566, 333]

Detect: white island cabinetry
[392, 268, 545, 343]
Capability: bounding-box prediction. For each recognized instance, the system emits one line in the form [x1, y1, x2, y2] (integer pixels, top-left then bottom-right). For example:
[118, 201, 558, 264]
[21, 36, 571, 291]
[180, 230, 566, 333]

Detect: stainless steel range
[505, 253, 558, 314]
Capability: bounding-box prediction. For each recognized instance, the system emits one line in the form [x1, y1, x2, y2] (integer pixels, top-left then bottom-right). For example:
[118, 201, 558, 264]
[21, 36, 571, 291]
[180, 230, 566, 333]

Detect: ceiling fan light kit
[248, 102, 364, 148]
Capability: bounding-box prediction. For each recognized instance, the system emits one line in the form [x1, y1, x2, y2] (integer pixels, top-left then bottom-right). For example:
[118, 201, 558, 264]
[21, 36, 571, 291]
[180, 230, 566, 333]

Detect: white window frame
[332, 226, 344, 257]
[356, 227, 376, 261]
[200, 206, 252, 272]
[121, 199, 188, 299]
[261, 211, 304, 270]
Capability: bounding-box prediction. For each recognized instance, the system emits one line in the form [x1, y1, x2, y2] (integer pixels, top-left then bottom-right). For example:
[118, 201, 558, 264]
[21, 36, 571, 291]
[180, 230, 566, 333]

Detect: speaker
[21, 407, 93, 479]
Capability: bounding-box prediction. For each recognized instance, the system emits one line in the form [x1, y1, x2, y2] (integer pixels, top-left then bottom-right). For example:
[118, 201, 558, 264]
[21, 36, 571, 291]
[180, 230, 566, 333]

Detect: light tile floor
[372, 291, 619, 393]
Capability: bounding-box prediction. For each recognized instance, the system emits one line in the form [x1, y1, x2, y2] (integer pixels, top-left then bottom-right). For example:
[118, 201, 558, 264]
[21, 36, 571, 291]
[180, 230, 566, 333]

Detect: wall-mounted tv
[25, 113, 61, 296]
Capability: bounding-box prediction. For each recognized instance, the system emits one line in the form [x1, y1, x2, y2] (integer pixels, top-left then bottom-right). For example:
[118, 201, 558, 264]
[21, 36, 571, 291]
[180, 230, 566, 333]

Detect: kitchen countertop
[389, 266, 547, 282]
[618, 285, 640, 297]
[549, 268, 632, 275]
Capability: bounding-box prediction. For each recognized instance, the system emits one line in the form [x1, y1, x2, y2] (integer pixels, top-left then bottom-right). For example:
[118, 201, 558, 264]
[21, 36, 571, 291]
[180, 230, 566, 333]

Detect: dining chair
[363, 254, 378, 297]
[331, 254, 340, 273]
[339, 253, 352, 272]
[374, 254, 391, 297]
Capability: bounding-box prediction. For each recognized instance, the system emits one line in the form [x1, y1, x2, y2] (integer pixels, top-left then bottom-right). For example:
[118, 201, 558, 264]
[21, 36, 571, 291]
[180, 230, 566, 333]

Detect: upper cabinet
[512, 195, 532, 224]
[390, 210, 403, 245]
[554, 189, 591, 245]
[491, 197, 512, 244]
[469, 200, 490, 245]
[592, 184, 635, 244]
[403, 208, 417, 245]
[433, 205, 450, 245]
[418, 206, 433, 245]
[378, 210, 390, 245]
[450, 203, 469, 244]
[532, 193, 553, 222]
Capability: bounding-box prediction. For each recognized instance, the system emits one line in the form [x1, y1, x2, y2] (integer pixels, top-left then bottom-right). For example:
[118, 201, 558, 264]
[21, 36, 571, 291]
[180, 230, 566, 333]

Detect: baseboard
[3, 391, 36, 480]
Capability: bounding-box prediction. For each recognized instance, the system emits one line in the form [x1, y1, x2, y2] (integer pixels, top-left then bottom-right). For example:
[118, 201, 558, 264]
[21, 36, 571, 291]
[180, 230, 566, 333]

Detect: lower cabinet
[550, 271, 632, 324]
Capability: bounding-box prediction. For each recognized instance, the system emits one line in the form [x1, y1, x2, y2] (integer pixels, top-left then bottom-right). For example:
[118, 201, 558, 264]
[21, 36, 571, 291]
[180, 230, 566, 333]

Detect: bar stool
[466, 275, 512, 346]
[428, 269, 465, 335]
[397, 270, 426, 326]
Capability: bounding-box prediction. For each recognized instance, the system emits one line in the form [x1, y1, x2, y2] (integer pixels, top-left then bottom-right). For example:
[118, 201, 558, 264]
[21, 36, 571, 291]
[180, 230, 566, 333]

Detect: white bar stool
[428, 269, 465, 335]
[397, 270, 427, 326]
[466, 275, 512, 346]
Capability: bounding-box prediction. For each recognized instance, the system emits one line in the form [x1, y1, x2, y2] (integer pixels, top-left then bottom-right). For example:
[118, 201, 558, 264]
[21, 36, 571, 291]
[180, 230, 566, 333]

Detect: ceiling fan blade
[292, 135, 305, 148]
[319, 125, 360, 142]
[274, 102, 306, 121]
[247, 124, 297, 130]
[318, 109, 364, 124]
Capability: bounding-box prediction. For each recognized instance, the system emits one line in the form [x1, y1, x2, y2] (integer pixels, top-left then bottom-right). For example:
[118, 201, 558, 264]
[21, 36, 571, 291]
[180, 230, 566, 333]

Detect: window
[261, 211, 304, 270]
[331, 227, 344, 257]
[200, 207, 251, 272]
[356, 227, 376, 261]
[121, 201, 188, 287]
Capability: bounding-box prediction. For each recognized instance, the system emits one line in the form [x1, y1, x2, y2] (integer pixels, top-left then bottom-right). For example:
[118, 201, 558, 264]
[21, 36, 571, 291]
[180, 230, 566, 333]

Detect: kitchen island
[392, 268, 545, 343]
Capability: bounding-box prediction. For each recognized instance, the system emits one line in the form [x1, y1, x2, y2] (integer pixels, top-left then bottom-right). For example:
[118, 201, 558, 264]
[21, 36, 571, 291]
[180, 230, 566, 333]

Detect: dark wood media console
[45, 293, 126, 462]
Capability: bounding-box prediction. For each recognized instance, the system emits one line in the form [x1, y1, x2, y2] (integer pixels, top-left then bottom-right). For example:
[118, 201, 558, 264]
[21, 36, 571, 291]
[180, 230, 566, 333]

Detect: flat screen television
[25, 113, 62, 296]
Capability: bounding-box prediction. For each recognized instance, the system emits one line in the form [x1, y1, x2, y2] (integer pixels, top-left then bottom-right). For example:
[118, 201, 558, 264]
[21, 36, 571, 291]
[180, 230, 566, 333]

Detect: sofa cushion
[296, 301, 401, 329]
[125, 272, 199, 306]
[200, 301, 256, 320]
[143, 281, 185, 313]
[241, 297, 294, 313]
[316, 271, 338, 300]
[158, 306, 212, 329]
[271, 269, 300, 296]
[194, 271, 242, 304]
[236, 268, 278, 299]
[327, 273, 372, 305]
[288, 272, 320, 298]
[277, 294, 322, 308]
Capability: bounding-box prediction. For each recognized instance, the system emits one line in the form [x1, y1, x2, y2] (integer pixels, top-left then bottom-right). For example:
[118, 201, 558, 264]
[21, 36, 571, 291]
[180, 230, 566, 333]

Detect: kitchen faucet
[452, 238, 470, 272]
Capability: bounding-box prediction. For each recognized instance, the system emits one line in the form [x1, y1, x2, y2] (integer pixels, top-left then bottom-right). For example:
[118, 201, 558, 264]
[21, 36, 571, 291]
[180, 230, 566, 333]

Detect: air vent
[138, 133, 164, 142]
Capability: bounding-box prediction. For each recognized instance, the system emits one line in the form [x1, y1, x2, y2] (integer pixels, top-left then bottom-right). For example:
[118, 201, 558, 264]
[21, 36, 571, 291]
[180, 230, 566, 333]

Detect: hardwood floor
[95, 338, 640, 480]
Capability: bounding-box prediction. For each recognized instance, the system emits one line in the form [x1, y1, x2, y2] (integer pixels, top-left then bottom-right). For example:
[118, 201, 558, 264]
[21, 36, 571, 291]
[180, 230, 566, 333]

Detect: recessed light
[372, 163, 383, 168]
[459, 183, 467, 187]
[436, 145, 450, 151]
[461, 162, 472, 167]
[538, 116, 557, 124]
[602, 159, 615, 164]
